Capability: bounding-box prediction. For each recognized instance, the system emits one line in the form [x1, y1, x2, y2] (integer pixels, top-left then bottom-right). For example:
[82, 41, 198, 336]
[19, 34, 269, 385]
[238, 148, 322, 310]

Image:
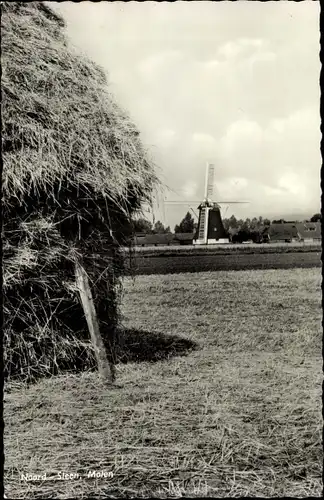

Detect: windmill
[164, 163, 249, 245]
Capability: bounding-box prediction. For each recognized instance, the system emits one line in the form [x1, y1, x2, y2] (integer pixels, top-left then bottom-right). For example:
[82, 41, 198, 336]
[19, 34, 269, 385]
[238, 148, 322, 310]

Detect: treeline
[221, 213, 320, 243]
[133, 213, 271, 236]
[133, 212, 321, 237]
[133, 218, 171, 235]
[133, 212, 196, 235]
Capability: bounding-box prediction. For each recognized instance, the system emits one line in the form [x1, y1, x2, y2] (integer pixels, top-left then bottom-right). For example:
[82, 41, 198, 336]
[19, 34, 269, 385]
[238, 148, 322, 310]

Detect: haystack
[2, 2, 159, 382]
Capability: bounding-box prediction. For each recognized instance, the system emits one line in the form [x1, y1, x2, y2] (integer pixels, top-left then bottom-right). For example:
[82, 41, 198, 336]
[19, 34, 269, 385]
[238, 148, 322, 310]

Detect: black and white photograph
[2, 0, 322, 498]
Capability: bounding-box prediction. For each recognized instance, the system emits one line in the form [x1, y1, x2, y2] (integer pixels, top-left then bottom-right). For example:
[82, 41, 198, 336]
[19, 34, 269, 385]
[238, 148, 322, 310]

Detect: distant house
[134, 232, 147, 238]
[267, 223, 300, 243]
[133, 232, 195, 247]
[295, 222, 321, 242]
[134, 233, 174, 246]
[265, 222, 321, 243]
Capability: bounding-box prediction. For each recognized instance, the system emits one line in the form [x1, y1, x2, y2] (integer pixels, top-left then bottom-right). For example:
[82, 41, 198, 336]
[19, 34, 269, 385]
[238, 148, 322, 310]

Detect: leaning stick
[75, 261, 115, 383]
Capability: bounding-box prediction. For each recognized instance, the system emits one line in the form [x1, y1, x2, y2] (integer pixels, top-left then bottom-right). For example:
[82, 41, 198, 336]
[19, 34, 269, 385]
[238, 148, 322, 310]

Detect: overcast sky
[52, 1, 320, 228]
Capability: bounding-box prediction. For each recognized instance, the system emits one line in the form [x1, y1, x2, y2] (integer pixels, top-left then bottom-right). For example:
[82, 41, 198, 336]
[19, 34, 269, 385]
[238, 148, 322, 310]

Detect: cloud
[51, 1, 320, 227]
[278, 172, 303, 195]
[218, 38, 264, 59]
[203, 59, 220, 70]
[192, 133, 218, 150]
[222, 120, 263, 145]
[269, 107, 320, 140]
[138, 50, 184, 80]
[218, 106, 320, 188]
[216, 174, 317, 217]
[193, 132, 216, 143]
[154, 129, 177, 146]
[181, 180, 198, 199]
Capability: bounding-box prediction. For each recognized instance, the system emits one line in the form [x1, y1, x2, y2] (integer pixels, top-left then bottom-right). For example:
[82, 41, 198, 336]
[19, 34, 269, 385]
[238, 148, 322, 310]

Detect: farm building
[265, 223, 300, 243]
[295, 222, 321, 242]
[174, 233, 195, 245]
[2, 2, 158, 381]
[133, 232, 194, 246]
[265, 222, 321, 243]
[134, 233, 174, 246]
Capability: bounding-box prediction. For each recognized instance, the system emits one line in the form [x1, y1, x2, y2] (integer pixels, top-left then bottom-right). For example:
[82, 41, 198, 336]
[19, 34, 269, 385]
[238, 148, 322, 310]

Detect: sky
[52, 1, 321, 229]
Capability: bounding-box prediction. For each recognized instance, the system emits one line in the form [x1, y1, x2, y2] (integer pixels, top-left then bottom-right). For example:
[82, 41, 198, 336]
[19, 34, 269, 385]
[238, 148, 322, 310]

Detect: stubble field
[4, 267, 323, 498]
[124, 243, 321, 275]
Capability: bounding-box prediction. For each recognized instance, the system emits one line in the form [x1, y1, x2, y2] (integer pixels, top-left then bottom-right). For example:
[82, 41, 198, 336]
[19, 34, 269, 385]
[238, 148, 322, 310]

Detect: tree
[241, 218, 251, 231]
[237, 218, 244, 229]
[222, 218, 230, 231]
[133, 217, 153, 234]
[250, 217, 259, 230]
[174, 211, 195, 233]
[310, 213, 321, 222]
[228, 215, 238, 229]
[153, 220, 168, 234]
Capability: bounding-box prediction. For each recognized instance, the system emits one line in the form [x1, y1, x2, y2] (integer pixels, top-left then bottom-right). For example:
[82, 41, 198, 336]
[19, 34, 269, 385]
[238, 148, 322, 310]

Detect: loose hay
[2, 1, 159, 382]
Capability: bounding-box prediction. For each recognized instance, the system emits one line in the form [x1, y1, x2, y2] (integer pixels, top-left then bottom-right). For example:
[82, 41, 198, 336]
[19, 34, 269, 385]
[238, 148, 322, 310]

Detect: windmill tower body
[194, 163, 229, 245]
[194, 203, 229, 244]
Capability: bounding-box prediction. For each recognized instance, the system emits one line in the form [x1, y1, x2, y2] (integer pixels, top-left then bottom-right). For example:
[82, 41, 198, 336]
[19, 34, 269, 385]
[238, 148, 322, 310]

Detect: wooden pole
[75, 261, 115, 383]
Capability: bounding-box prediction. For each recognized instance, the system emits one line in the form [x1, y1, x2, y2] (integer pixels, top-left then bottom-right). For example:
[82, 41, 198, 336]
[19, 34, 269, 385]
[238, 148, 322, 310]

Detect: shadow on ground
[116, 327, 199, 364]
[4, 327, 199, 384]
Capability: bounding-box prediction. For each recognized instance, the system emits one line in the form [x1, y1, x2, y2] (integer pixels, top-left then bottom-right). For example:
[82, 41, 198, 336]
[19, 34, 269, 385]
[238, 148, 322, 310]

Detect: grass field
[4, 268, 323, 498]
[129, 242, 321, 256]
[126, 244, 321, 275]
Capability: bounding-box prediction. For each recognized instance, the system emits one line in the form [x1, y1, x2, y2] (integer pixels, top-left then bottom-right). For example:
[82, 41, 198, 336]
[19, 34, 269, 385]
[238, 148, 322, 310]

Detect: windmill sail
[205, 163, 215, 200]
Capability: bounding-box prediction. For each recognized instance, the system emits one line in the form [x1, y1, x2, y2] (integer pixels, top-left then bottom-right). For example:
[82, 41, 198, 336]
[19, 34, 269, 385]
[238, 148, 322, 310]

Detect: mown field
[124, 243, 321, 275]
[4, 268, 323, 498]
[130, 242, 322, 256]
